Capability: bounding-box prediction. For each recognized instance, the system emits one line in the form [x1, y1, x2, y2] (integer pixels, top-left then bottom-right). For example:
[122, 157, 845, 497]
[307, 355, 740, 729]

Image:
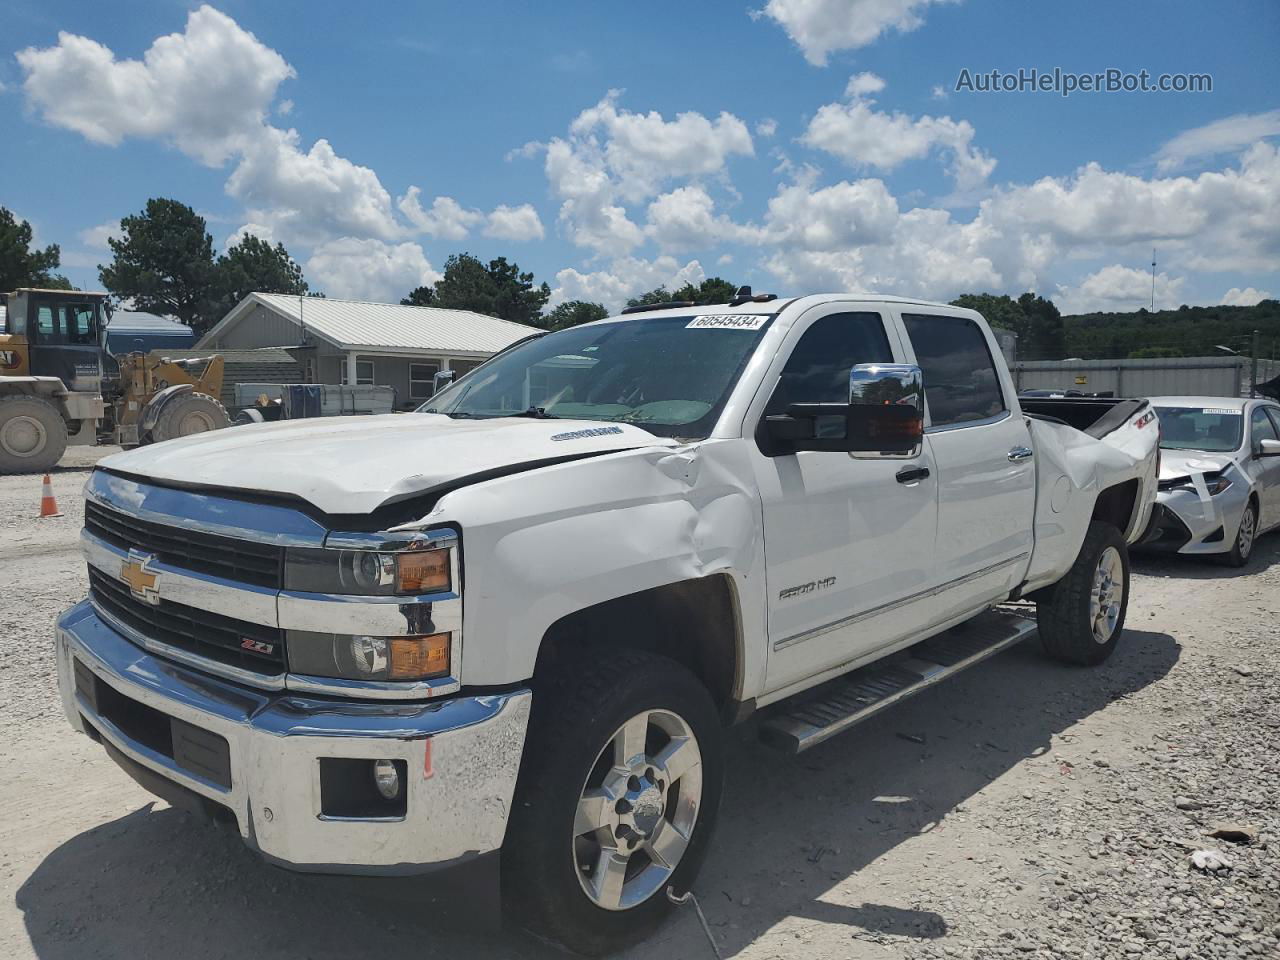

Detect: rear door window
[902, 313, 1005, 427]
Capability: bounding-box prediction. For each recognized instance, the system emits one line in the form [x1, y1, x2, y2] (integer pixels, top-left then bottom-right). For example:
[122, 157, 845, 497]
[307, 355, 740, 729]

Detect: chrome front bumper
[56, 599, 531, 875]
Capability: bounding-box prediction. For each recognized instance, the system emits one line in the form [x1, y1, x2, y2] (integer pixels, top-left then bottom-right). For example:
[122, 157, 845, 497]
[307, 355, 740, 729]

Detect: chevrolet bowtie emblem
[120, 550, 161, 605]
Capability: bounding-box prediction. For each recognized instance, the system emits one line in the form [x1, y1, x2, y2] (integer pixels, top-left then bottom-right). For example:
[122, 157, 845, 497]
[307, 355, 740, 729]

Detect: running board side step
[757, 608, 1038, 754]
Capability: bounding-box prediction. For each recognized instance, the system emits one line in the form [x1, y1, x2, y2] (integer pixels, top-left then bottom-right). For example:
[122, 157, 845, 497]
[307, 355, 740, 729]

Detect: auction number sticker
[1201, 408, 1239, 416]
[686, 315, 769, 330]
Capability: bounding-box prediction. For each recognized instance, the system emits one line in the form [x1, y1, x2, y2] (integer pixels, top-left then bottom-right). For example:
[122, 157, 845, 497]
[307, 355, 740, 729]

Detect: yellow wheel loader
[0, 288, 229, 473]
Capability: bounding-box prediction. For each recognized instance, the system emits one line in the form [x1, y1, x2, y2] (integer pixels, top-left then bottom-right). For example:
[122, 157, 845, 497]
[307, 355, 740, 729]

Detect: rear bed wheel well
[1092, 478, 1140, 536]
[534, 574, 742, 719]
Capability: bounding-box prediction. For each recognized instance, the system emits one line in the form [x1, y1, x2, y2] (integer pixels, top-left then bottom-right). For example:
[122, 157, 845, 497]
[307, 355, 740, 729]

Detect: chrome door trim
[1007, 446, 1034, 462]
[924, 410, 1011, 435]
[772, 552, 1029, 651]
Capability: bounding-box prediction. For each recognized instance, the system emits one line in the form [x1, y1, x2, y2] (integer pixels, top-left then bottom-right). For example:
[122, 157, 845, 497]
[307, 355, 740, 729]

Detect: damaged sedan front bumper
[56, 599, 530, 875]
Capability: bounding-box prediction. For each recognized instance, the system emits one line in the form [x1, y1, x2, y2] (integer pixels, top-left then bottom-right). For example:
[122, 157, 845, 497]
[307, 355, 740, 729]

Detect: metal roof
[197, 292, 539, 356]
[108, 310, 193, 334]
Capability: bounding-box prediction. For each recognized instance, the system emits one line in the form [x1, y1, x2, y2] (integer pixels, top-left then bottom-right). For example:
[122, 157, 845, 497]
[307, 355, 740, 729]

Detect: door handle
[1007, 446, 1034, 462]
[896, 466, 931, 484]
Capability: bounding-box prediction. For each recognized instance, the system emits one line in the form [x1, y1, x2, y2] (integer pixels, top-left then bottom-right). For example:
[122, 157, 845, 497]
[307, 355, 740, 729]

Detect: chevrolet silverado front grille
[88, 566, 285, 676]
[85, 500, 284, 589]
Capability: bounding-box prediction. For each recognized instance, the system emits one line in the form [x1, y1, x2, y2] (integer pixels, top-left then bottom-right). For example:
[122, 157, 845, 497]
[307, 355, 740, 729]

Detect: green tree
[0, 207, 71, 291]
[100, 199, 219, 331]
[423, 253, 550, 325]
[672, 277, 739, 305]
[626, 287, 674, 308]
[950, 293, 1024, 334]
[401, 286, 435, 307]
[627, 277, 740, 308]
[1017, 292, 1067, 360]
[215, 234, 307, 316]
[544, 300, 608, 330]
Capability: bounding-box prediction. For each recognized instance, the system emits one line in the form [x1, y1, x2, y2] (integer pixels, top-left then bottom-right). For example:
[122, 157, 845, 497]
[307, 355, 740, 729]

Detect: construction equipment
[0, 288, 229, 473]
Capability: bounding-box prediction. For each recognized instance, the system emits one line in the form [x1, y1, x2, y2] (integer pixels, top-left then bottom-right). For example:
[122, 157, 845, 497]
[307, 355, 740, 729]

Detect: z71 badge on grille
[120, 551, 161, 605]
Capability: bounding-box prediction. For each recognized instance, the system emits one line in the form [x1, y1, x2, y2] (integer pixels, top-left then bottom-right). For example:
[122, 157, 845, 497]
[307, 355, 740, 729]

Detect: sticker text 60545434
[686, 315, 769, 331]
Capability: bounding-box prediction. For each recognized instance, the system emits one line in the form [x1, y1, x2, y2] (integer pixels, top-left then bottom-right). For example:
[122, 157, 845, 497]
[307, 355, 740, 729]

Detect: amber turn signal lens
[388, 633, 450, 680]
[396, 548, 450, 594]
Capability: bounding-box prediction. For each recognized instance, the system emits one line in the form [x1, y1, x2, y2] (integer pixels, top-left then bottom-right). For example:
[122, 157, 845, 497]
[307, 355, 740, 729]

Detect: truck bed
[1019, 396, 1150, 438]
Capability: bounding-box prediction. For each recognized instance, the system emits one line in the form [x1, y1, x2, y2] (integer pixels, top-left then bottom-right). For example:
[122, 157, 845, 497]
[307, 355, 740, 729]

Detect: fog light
[373, 759, 401, 800]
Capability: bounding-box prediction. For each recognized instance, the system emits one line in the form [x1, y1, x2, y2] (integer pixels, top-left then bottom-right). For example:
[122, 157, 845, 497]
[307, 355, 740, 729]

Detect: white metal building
[197, 293, 537, 406]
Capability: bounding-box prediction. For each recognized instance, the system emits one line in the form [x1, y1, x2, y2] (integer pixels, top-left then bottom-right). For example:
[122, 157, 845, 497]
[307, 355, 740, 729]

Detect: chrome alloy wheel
[1090, 546, 1124, 644]
[573, 709, 703, 911]
[1237, 505, 1256, 560]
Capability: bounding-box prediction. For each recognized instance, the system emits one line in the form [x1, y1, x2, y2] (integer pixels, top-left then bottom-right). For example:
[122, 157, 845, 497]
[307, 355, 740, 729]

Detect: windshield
[1155, 406, 1244, 453]
[421, 313, 773, 439]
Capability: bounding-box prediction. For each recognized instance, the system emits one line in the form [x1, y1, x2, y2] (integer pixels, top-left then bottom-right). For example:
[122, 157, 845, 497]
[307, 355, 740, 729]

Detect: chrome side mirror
[846, 363, 924, 459]
[1258, 438, 1280, 457]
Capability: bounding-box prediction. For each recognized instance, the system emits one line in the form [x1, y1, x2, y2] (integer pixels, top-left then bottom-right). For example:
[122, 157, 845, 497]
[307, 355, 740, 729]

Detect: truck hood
[99, 414, 677, 515]
[1158, 449, 1235, 481]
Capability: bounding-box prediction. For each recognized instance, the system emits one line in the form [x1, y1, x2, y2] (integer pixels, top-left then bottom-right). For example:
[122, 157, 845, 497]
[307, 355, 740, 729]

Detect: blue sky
[3, 0, 1278, 315]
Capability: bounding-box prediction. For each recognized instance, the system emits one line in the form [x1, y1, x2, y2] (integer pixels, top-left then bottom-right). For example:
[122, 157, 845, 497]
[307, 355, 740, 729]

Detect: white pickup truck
[56, 293, 1158, 955]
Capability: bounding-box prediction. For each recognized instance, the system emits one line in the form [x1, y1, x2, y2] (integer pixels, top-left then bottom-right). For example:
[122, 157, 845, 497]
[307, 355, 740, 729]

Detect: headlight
[288, 630, 452, 681]
[284, 546, 451, 595]
[1163, 471, 1231, 496]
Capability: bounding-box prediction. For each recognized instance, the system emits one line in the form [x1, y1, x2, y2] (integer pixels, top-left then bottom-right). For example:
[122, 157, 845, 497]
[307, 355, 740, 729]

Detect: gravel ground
[0, 446, 1276, 959]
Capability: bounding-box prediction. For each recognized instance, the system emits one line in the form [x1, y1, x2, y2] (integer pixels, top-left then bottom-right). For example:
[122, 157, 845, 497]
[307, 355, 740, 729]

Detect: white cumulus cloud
[1221, 286, 1272, 306]
[759, 0, 958, 66]
[1054, 265, 1185, 315]
[802, 74, 995, 190]
[17, 5, 292, 166]
[550, 256, 708, 311]
[484, 204, 545, 242]
[1154, 110, 1280, 172]
[305, 238, 440, 302]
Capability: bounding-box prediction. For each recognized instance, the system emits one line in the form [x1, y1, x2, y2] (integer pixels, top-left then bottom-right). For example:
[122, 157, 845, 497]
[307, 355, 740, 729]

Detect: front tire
[1220, 500, 1257, 568]
[1036, 521, 1130, 666]
[503, 652, 724, 956]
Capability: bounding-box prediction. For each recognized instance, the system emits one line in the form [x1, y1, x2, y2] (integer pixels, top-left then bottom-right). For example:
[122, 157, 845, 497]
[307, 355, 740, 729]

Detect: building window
[410, 361, 441, 399]
[342, 358, 375, 385]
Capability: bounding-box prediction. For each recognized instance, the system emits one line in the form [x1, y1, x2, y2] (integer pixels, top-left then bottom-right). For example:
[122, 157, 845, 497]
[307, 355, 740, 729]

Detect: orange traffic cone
[39, 473, 62, 518]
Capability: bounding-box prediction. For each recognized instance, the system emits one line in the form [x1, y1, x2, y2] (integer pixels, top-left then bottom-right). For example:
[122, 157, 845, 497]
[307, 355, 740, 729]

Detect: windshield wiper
[508, 406, 559, 419]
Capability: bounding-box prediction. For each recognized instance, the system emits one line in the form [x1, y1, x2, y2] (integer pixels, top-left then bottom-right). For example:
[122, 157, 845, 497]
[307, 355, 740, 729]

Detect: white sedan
[1138, 396, 1280, 565]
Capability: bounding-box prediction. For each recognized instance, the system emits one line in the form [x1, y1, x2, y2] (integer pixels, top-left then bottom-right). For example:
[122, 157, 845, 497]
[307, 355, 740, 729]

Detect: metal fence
[1012, 356, 1280, 398]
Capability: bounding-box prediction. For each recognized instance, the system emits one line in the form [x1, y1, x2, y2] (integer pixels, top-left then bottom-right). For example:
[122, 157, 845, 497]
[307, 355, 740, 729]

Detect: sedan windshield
[1155, 406, 1244, 452]
[421, 313, 773, 439]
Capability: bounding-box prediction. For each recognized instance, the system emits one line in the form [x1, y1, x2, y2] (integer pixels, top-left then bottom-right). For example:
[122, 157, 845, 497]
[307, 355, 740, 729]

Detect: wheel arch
[1091, 477, 1141, 538]
[533, 573, 746, 722]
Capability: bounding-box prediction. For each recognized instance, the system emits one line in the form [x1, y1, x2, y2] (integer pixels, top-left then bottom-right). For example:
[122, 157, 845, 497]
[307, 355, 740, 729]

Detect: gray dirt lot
[1, 447, 1276, 960]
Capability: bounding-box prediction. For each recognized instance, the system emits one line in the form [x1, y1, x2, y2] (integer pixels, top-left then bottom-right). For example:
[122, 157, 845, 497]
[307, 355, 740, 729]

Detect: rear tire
[148, 392, 229, 444]
[502, 651, 724, 956]
[1219, 500, 1257, 568]
[1036, 521, 1129, 666]
[0, 396, 68, 473]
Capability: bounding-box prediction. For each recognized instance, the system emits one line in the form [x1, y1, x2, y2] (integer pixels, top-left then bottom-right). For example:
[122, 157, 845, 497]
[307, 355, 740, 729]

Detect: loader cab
[2, 289, 107, 393]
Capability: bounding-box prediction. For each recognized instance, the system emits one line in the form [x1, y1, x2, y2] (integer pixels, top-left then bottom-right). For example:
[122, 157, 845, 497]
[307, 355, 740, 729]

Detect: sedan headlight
[1161, 471, 1232, 496]
[284, 547, 451, 596]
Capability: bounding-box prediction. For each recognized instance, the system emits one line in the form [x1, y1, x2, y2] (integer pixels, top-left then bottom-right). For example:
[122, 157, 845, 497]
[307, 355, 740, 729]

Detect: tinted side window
[1267, 407, 1280, 438]
[1251, 407, 1279, 450]
[765, 312, 893, 417]
[902, 314, 1005, 427]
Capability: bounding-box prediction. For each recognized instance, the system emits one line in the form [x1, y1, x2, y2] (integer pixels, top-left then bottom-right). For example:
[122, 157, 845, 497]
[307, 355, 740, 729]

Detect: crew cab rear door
[750, 304, 940, 695]
[897, 311, 1035, 623]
